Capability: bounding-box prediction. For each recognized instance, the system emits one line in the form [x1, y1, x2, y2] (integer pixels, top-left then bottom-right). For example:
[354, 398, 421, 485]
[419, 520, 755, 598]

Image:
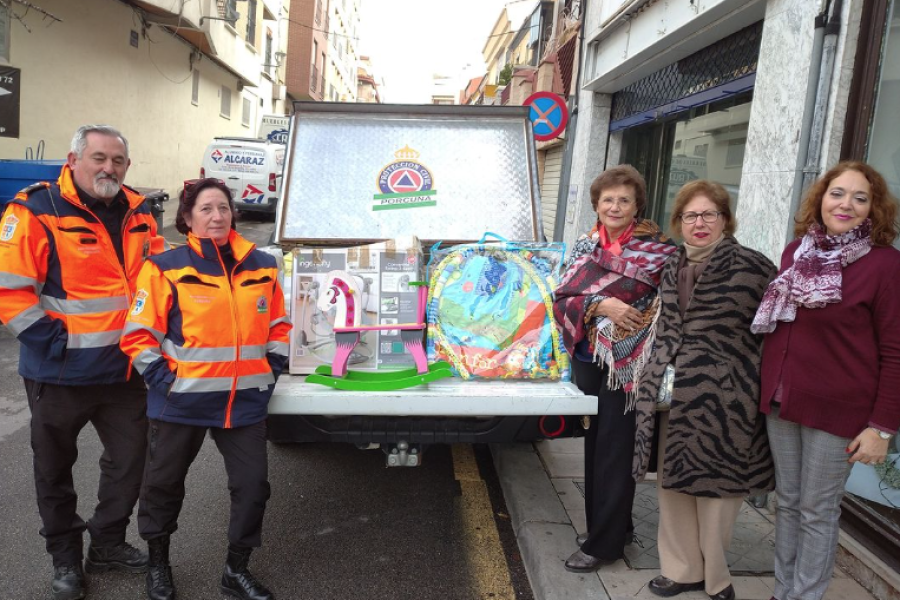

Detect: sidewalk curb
[491, 443, 610, 600]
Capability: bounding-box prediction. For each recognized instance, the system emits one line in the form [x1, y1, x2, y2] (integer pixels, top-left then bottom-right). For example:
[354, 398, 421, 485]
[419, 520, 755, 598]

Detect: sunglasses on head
[183, 177, 226, 192]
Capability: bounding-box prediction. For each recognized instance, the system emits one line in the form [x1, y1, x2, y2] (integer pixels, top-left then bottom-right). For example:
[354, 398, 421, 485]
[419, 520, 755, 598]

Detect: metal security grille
[611, 21, 763, 122]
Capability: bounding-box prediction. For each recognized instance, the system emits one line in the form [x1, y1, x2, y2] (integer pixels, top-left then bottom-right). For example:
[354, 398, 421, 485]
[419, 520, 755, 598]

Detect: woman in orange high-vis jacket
[121, 178, 290, 600]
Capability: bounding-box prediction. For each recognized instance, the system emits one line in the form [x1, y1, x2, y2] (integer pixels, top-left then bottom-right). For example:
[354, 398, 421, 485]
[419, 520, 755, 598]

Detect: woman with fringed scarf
[553, 165, 677, 572]
[751, 162, 900, 600]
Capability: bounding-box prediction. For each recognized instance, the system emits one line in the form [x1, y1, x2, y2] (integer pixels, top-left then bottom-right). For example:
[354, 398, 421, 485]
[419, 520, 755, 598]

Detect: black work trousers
[24, 378, 148, 567]
[139, 419, 271, 548]
[572, 359, 636, 560]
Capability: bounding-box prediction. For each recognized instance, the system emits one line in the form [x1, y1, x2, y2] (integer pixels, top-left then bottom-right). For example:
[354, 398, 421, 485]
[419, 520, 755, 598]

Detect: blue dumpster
[0, 159, 65, 211]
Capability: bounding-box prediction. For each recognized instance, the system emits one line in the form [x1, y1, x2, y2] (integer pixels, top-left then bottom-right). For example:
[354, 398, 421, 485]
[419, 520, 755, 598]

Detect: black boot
[51, 564, 85, 600]
[146, 536, 176, 600]
[85, 540, 148, 573]
[220, 545, 274, 600]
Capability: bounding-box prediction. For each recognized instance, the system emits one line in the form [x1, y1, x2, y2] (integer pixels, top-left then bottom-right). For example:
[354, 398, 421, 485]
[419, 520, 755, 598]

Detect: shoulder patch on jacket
[1, 212, 19, 241]
[16, 182, 51, 201]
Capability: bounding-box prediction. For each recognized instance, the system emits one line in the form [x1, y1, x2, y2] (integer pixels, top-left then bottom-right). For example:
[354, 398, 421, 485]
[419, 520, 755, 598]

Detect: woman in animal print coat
[631, 180, 776, 600]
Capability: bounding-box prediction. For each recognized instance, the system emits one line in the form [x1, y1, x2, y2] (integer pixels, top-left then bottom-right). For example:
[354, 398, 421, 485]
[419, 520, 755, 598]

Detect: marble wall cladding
[562, 90, 613, 249]
[606, 130, 623, 169]
[735, 169, 799, 263]
[738, 0, 825, 257]
[742, 0, 819, 176]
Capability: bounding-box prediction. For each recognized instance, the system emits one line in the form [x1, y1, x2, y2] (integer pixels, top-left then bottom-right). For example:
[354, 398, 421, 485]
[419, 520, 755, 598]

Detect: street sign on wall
[0, 66, 20, 138]
[524, 91, 569, 141]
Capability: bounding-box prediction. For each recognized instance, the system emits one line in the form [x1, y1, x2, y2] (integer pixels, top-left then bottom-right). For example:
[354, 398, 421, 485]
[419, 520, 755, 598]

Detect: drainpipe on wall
[552, 0, 588, 242]
[786, 0, 841, 242]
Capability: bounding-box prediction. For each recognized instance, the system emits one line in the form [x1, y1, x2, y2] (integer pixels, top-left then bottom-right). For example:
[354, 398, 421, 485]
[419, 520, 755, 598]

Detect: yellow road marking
[452, 444, 517, 600]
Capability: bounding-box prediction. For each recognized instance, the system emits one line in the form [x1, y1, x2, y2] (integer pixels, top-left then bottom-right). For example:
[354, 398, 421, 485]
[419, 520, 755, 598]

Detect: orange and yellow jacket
[121, 230, 291, 428]
[0, 165, 164, 384]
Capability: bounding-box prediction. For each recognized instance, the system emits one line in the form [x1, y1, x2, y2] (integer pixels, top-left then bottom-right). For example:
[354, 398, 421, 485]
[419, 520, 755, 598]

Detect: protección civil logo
[372, 146, 437, 211]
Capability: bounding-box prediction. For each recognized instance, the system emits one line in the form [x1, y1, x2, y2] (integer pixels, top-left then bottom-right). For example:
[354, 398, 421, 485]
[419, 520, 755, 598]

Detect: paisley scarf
[751, 220, 872, 334]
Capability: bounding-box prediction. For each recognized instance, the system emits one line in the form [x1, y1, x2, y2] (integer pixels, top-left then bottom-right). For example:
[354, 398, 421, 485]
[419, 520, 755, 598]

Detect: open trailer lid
[275, 102, 543, 245]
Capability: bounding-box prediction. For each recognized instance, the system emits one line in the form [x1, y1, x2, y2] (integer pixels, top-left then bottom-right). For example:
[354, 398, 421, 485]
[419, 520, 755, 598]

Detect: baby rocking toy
[305, 270, 453, 391]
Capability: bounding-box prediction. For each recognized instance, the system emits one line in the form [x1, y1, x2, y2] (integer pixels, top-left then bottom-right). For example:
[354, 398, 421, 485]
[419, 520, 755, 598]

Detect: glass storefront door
[621, 92, 753, 230]
[866, 2, 900, 243]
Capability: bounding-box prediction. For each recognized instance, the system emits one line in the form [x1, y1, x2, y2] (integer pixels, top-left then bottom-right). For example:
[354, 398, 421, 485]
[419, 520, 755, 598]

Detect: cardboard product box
[289, 238, 424, 375]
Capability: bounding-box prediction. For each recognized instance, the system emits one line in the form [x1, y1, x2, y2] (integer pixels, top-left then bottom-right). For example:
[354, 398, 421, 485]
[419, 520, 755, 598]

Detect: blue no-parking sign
[524, 91, 569, 141]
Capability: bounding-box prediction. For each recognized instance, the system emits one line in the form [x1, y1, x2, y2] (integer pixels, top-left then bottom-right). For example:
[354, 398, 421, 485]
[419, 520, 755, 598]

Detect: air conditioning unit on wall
[272, 84, 286, 101]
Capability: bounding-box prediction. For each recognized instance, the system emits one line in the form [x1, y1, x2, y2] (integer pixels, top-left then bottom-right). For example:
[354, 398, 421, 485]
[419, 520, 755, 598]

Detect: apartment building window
[220, 85, 231, 118]
[191, 70, 200, 106]
[225, 0, 238, 26]
[311, 44, 319, 92]
[246, 0, 257, 45]
[314, 0, 321, 24]
[265, 32, 273, 76]
[242, 97, 252, 127]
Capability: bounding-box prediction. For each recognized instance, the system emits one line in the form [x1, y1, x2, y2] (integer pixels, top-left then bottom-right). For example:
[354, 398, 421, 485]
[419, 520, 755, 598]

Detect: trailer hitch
[385, 441, 421, 467]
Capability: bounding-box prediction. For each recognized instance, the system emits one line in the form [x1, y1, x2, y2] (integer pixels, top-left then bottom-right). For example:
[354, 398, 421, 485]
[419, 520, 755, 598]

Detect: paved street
[0, 325, 531, 600]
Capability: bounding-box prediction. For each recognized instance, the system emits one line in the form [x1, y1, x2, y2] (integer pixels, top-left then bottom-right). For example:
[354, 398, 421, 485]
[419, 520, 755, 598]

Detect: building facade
[560, 0, 900, 591]
[356, 55, 381, 103]
[323, 0, 360, 102]
[285, 0, 329, 102]
[0, 0, 289, 195]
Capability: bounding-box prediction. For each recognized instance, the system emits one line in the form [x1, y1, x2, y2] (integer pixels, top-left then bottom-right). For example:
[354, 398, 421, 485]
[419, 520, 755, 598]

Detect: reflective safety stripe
[170, 376, 233, 394]
[162, 339, 236, 362]
[67, 329, 123, 349]
[270, 316, 291, 327]
[6, 304, 47, 336]
[169, 372, 275, 394]
[162, 340, 273, 362]
[134, 347, 163, 374]
[41, 295, 130, 315]
[124, 321, 165, 344]
[0, 271, 43, 295]
[237, 372, 275, 390]
[266, 341, 289, 357]
[239, 344, 267, 360]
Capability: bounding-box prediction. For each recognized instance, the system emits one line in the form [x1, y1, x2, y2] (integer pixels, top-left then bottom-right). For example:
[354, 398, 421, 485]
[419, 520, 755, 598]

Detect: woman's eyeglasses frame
[678, 210, 723, 224]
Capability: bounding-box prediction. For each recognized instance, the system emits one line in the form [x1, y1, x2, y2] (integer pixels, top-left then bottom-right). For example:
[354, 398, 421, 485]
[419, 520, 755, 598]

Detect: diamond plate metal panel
[276, 104, 542, 244]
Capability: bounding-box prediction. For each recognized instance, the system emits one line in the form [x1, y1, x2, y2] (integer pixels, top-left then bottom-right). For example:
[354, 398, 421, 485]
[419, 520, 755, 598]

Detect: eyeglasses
[600, 197, 635, 208]
[183, 177, 226, 191]
[679, 210, 722, 224]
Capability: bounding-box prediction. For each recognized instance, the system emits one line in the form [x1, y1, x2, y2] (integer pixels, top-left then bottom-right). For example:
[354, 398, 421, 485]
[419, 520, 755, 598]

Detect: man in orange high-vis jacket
[0, 125, 165, 600]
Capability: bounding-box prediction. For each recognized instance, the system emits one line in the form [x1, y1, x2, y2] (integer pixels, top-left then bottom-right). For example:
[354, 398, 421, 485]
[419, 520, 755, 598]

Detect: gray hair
[70, 125, 129, 159]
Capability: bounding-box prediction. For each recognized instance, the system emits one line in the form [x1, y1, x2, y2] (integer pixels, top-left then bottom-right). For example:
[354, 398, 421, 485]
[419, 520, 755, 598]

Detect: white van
[200, 137, 285, 215]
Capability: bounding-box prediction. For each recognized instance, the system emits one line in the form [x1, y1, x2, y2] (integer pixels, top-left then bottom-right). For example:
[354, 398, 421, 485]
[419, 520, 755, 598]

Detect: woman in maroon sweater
[752, 161, 900, 600]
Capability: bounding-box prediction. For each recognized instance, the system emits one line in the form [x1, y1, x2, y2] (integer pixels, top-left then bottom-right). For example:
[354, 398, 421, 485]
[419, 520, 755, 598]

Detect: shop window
[725, 138, 747, 168]
[621, 92, 752, 229]
[839, 0, 900, 570]
[866, 3, 900, 201]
